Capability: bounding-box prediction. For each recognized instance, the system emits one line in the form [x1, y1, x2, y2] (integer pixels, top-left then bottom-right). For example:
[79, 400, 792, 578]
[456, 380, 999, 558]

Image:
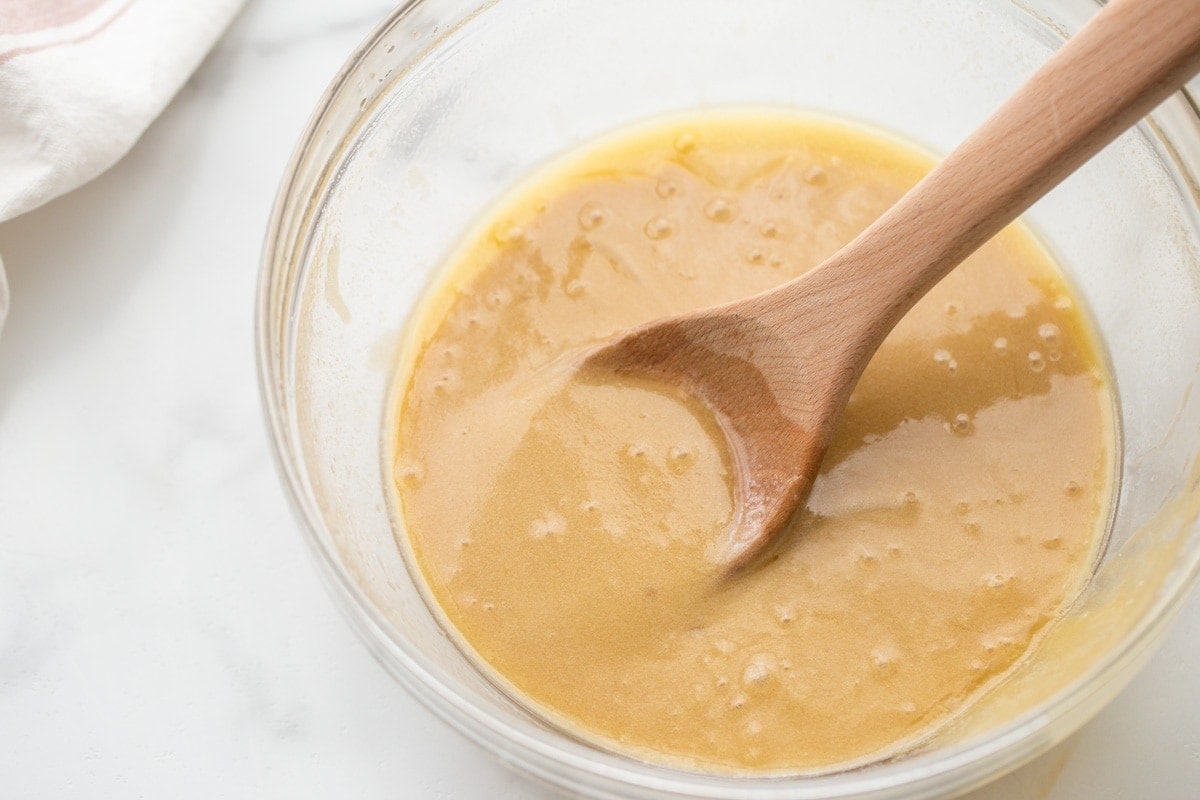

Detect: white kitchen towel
[0, 0, 246, 330]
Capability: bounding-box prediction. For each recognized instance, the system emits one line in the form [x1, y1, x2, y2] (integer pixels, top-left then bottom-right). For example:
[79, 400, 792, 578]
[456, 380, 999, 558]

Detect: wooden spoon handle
[796, 0, 1200, 343]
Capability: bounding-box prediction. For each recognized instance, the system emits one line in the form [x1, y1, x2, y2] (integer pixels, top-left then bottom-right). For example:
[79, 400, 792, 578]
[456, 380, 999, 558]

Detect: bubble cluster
[668, 445, 696, 475]
[644, 216, 676, 240]
[577, 202, 609, 231]
[981, 636, 1014, 654]
[856, 548, 879, 566]
[396, 458, 425, 487]
[742, 654, 779, 690]
[1028, 350, 1046, 372]
[933, 349, 958, 372]
[704, 198, 737, 223]
[530, 512, 567, 538]
[432, 370, 461, 394]
[493, 224, 526, 246]
[655, 177, 679, 199]
[871, 647, 898, 669]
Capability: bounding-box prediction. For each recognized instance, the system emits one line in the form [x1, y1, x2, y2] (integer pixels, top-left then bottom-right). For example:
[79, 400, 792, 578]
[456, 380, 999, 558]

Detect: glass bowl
[256, 1, 1200, 797]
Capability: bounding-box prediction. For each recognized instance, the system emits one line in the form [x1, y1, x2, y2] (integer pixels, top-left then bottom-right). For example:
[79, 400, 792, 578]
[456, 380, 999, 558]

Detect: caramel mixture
[388, 114, 1115, 772]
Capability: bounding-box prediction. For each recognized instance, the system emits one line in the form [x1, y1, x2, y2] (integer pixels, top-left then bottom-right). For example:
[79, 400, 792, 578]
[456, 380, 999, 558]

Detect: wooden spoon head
[583, 303, 849, 570]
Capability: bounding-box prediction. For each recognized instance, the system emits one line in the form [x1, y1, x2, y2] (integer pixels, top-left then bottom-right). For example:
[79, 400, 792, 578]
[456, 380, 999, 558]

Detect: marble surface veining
[0, 0, 1197, 796]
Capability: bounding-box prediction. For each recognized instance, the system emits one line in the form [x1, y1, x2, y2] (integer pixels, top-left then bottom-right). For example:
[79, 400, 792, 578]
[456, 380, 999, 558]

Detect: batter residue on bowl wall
[386, 112, 1116, 773]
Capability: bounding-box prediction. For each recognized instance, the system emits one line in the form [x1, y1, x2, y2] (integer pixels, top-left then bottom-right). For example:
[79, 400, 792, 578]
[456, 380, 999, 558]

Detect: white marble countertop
[1, 1, 1198, 797]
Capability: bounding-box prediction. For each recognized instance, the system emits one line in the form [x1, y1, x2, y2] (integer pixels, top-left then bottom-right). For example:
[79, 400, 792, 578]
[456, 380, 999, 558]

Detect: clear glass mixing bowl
[256, 1, 1200, 797]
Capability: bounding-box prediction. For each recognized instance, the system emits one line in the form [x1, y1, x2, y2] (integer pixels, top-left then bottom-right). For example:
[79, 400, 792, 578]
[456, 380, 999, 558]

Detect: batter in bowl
[386, 113, 1116, 772]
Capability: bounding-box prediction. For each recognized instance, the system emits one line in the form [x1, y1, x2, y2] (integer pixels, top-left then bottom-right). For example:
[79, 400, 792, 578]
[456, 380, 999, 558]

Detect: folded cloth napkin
[0, 0, 245, 330]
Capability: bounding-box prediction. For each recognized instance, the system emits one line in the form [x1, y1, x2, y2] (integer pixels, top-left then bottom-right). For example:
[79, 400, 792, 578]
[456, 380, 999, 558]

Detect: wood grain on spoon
[584, 0, 1200, 570]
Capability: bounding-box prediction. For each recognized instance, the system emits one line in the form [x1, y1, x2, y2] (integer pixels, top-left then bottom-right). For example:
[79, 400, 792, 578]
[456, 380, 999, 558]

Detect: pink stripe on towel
[0, 0, 134, 63]
[0, 0, 113, 35]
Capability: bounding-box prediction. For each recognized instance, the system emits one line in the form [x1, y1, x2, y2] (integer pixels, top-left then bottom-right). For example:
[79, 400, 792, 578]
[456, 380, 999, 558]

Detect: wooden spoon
[585, 0, 1200, 570]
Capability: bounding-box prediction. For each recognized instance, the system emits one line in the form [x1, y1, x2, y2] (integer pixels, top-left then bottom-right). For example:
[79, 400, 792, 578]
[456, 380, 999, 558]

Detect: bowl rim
[255, 1, 1200, 797]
